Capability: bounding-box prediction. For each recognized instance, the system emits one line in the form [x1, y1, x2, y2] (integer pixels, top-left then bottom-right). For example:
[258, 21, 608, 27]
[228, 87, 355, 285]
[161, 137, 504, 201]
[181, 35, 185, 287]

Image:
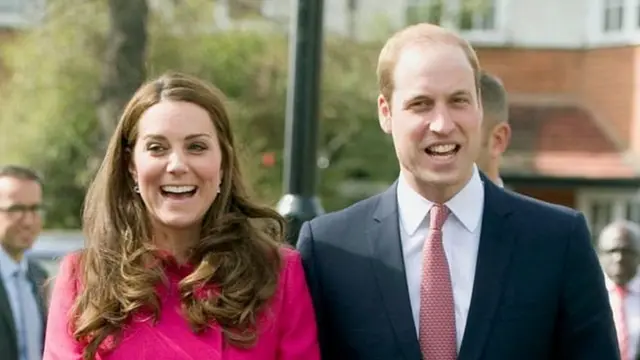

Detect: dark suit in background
[0, 259, 48, 360]
[297, 176, 619, 360]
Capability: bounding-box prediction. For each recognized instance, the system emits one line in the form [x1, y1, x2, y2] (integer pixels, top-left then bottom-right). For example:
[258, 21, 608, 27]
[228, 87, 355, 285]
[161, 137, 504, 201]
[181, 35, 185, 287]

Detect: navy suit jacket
[0, 260, 48, 360]
[297, 174, 620, 360]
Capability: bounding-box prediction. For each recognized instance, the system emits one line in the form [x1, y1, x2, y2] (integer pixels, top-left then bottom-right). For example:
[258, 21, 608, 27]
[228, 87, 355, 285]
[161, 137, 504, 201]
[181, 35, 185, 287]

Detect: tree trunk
[96, 0, 148, 153]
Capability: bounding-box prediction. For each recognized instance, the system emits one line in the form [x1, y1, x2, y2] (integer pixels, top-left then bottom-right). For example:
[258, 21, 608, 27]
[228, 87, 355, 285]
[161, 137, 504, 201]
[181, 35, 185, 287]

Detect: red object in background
[261, 152, 276, 167]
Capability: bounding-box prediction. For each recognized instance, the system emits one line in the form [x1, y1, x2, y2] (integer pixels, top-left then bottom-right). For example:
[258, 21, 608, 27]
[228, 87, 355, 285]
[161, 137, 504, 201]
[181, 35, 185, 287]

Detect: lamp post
[276, 0, 325, 245]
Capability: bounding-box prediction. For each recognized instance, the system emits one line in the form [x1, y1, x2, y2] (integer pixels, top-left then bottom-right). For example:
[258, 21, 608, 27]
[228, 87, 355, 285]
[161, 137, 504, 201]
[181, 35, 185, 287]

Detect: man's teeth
[428, 144, 457, 154]
[161, 185, 196, 194]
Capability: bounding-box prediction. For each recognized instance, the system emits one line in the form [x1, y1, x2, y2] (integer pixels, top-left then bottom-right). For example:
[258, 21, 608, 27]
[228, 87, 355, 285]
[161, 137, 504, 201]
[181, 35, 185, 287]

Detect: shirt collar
[605, 267, 640, 294]
[397, 165, 485, 235]
[0, 245, 28, 278]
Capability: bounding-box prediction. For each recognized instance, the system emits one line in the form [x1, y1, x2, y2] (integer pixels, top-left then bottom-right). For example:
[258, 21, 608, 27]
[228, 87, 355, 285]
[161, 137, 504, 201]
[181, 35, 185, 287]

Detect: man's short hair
[0, 165, 43, 186]
[377, 23, 481, 103]
[479, 71, 508, 128]
[599, 220, 640, 252]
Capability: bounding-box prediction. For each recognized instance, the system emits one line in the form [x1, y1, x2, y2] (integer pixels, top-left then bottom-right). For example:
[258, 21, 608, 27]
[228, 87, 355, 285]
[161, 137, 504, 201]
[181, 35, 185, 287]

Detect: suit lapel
[0, 275, 18, 345]
[458, 177, 516, 360]
[366, 183, 422, 360]
[27, 262, 48, 330]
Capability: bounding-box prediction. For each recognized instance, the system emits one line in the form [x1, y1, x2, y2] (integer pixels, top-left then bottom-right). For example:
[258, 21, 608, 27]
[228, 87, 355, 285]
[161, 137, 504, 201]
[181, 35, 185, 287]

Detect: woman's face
[130, 100, 223, 230]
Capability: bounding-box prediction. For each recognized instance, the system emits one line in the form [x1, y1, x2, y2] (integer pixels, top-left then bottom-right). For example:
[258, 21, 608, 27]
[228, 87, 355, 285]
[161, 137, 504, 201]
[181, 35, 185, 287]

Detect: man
[297, 23, 618, 360]
[0, 165, 48, 360]
[598, 221, 640, 360]
[476, 71, 511, 187]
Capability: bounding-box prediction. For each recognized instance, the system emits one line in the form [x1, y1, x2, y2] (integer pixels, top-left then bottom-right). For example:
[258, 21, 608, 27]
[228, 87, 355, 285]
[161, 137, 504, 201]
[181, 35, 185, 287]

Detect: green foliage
[0, 0, 106, 228]
[0, 1, 399, 229]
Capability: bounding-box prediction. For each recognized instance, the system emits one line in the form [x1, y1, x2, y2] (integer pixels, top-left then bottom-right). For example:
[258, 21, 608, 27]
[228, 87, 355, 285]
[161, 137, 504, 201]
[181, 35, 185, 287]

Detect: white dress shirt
[606, 270, 640, 360]
[397, 165, 485, 351]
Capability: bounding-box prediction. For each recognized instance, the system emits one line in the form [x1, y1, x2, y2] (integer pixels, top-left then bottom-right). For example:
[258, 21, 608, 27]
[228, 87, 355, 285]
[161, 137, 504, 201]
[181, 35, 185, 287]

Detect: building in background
[4, 0, 640, 238]
[214, 0, 640, 239]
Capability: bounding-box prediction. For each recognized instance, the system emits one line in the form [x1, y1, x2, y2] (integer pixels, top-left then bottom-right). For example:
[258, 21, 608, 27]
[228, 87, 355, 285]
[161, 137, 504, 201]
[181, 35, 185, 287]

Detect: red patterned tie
[419, 204, 456, 360]
[615, 286, 629, 360]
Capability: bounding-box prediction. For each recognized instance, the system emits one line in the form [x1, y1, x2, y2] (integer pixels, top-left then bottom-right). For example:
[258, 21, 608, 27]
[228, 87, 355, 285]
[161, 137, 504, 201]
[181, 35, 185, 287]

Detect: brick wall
[476, 47, 637, 152]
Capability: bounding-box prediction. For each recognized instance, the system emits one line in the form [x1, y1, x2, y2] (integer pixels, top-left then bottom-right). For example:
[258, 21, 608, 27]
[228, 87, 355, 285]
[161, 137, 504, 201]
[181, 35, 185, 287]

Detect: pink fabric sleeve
[277, 248, 321, 360]
[43, 253, 86, 360]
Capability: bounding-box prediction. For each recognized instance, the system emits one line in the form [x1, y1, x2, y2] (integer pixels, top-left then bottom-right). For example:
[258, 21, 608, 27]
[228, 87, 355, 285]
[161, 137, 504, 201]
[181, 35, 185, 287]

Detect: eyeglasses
[0, 204, 45, 219]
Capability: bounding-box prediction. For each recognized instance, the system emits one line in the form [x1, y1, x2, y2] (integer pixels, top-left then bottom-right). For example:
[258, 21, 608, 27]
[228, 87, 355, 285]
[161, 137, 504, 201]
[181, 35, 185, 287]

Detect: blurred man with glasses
[0, 165, 48, 360]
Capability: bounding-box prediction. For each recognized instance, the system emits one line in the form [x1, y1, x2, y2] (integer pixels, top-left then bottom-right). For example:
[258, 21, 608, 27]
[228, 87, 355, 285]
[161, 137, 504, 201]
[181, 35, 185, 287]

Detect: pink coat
[43, 247, 321, 360]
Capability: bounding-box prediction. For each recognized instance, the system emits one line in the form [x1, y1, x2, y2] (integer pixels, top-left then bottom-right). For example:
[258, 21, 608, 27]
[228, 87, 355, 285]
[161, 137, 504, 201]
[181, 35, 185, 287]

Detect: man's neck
[1, 244, 24, 263]
[484, 166, 502, 187]
[401, 166, 475, 204]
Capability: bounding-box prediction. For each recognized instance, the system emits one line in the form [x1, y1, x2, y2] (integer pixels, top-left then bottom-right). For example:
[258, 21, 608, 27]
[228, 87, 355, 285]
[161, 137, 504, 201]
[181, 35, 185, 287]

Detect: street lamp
[276, 0, 325, 245]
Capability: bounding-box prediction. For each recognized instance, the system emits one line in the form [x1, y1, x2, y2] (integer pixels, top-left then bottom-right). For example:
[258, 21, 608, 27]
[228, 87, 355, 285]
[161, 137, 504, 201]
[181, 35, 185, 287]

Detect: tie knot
[429, 204, 449, 230]
[13, 268, 23, 279]
[616, 285, 628, 297]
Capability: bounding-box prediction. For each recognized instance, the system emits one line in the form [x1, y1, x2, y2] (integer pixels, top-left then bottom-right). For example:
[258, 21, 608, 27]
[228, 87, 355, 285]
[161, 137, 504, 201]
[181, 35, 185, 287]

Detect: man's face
[377, 43, 482, 201]
[0, 176, 43, 257]
[599, 227, 640, 286]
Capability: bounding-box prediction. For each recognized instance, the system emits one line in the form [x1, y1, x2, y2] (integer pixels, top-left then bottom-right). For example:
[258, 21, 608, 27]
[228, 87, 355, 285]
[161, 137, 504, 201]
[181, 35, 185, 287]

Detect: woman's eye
[146, 144, 165, 152]
[189, 143, 207, 151]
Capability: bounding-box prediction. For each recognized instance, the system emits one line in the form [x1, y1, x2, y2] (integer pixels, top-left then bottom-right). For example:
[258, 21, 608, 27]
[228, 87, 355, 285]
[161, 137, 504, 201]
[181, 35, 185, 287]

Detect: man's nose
[428, 107, 455, 134]
[18, 210, 41, 225]
[612, 252, 623, 262]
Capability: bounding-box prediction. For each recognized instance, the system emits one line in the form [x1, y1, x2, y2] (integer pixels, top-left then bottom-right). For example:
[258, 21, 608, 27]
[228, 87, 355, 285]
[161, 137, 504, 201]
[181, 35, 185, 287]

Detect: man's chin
[417, 166, 468, 186]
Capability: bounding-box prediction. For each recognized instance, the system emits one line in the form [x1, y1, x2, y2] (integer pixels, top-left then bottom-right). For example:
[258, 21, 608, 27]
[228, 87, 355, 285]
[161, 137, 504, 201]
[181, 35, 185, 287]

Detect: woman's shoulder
[275, 245, 306, 292]
[54, 251, 84, 289]
[278, 245, 302, 271]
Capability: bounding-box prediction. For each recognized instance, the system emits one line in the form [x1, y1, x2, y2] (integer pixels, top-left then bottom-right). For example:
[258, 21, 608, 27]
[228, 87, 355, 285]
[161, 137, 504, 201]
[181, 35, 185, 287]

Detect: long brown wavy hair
[72, 72, 285, 359]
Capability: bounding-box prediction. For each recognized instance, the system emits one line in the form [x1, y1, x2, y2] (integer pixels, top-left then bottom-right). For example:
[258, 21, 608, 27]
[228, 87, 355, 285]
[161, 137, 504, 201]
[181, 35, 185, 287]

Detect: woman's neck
[151, 225, 200, 264]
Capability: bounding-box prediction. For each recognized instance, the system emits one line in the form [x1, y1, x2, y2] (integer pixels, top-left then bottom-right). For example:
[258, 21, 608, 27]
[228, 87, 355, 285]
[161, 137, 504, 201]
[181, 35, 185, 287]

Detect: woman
[43, 72, 320, 360]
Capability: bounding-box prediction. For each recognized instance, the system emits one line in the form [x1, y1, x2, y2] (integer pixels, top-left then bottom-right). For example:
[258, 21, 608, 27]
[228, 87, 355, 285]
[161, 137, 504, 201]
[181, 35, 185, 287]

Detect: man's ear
[490, 122, 511, 157]
[378, 94, 392, 134]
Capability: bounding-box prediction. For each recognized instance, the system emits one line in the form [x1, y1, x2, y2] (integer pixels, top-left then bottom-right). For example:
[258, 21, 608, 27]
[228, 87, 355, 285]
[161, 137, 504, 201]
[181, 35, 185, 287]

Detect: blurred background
[1, 0, 638, 272]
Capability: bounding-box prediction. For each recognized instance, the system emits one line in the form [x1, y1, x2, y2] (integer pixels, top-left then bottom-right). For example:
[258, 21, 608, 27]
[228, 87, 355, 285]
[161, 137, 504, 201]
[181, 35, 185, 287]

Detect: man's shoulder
[502, 188, 584, 228]
[306, 191, 386, 236]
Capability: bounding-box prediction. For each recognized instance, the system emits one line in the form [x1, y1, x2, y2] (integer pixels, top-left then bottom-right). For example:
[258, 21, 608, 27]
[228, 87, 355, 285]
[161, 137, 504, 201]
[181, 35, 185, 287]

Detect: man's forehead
[0, 177, 42, 199]
[392, 44, 475, 96]
[600, 230, 635, 249]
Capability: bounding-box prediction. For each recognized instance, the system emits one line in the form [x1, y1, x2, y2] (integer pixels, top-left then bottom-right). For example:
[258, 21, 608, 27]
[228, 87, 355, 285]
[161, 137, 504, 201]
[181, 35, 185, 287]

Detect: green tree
[96, 0, 148, 156]
[0, 0, 398, 229]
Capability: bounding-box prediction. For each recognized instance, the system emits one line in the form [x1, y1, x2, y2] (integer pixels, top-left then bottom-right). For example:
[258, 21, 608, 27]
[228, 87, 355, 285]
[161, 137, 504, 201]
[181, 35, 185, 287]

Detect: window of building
[227, 0, 263, 20]
[404, 0, 505, 44]
[588, 0, 640, 45]
[0, 0, 42, 28]
[458, 0, 496, 31]
[0, 0, 24, 13]
[603, 0, 625, 32]
[213, 0, 274, 31]
[577, 189, 640, 243]
[406, 0, 443, 26]
[227, 0, 262, 20]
